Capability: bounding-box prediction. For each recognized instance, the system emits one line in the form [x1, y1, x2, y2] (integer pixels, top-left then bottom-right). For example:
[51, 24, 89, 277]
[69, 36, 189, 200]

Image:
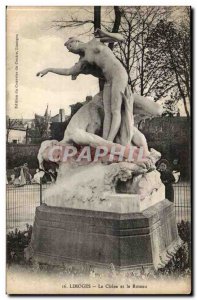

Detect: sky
[6, 6, 189, 119]
[7, 7, 100, 119]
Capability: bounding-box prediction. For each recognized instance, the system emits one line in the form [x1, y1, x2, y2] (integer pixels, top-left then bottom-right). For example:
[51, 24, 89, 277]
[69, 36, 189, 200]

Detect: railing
[173, 182, 191, 223]
[6, 182, 49, 231]
[6, 181, 191, 231]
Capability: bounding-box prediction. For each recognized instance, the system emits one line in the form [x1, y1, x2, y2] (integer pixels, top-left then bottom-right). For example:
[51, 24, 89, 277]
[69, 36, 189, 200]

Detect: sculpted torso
[80, 38, 127, 82]
[65, 32, 128, 142]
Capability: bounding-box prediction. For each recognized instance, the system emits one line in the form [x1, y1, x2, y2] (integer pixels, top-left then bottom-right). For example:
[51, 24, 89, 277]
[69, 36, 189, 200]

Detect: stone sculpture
[26, 29, 181, 271]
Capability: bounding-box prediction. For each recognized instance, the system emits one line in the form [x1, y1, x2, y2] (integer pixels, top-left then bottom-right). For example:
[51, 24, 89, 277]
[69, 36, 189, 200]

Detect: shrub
[7, 224, 32, 265]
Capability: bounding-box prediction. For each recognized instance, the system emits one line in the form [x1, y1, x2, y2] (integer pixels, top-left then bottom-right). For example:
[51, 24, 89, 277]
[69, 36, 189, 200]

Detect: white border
[0, 1, 195, 299]
[1, 0, 197, 5]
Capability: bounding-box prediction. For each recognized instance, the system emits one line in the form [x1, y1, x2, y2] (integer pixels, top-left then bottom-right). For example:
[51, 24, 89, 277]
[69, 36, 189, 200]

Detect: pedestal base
[26, 199, 181, 270]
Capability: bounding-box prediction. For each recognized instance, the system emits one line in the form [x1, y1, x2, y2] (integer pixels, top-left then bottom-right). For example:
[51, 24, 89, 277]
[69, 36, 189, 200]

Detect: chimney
[59, 109, 65, 122]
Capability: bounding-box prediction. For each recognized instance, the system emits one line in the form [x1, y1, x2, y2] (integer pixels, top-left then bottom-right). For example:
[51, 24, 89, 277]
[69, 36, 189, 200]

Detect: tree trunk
[99, 7, 122, 91]
[6, 129, 9, 143]
[182, 95, 190, 118]
[94, 6, 103, 90]
[95, 7, 122, 91]
[94, 6, 101, 31]
[108, 6, 122, 50]
[140, 53, 144, 96]
[168, 46, 190, 118]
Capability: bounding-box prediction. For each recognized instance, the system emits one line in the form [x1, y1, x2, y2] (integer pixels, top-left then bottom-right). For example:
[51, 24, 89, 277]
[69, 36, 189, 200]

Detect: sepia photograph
[6, 5, 191, 295]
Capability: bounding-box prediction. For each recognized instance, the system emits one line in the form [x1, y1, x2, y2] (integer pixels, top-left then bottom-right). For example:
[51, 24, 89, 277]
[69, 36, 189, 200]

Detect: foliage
[7, 224, 33, 265]
[146, 10, 190, 116]
[34, 114, 51, 139]
[162, 99, 179, 117]
[6, 144, 40, 169]
[51, 6, 190, 116]
[51, 7, 121, 44]
[112, 7, 190, 118]
[155, 221, 191, 278]
[6, 117, 26, 143]
[113, 7, 169, 97]
[177, 220, 191, 244]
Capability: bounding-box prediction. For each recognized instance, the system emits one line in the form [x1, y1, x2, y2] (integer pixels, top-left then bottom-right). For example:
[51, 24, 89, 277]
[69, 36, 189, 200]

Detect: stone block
[27, 198, 181, 270]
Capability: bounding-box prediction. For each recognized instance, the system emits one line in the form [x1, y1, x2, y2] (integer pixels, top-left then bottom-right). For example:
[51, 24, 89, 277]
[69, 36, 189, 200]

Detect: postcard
[6, 6, 191, 295]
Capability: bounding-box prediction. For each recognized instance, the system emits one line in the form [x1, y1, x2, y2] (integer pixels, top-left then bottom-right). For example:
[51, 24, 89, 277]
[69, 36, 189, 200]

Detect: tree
[146, 9, 190, 117]
[34, 106, 51, 139]
[51, 6, 122, 90]
[94, 6, 101, 31]
[162, 99, 179, 117]
[112, 7, 175, 99]
[6, 117, 22, 143]
[51, 6, 190, 116]
[51, 6, 121, 44]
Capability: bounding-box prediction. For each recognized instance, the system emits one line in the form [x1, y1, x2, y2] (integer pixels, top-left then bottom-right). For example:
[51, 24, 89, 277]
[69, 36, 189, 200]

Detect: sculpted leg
[102, 83, 112, 140]
[62, 128, 129, 158]
[132, 127, 150, 156]
[63, 128, 113, 148]
[118, 88, 135, 145]
[133, 93, 163, 116]
[107, 83, 123, 142]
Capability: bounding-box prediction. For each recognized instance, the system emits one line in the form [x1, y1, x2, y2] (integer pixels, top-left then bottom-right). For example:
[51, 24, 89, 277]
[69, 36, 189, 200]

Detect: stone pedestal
[27, 198, 181, 270]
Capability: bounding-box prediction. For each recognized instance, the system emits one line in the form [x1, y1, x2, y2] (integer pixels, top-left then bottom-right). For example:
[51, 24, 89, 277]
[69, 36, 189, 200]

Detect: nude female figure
[37, 29, 162, 151]
[37, 29, 128, 143]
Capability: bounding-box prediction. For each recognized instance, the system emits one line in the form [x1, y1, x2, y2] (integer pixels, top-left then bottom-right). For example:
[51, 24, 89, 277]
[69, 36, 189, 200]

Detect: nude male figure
[37, 90, 162, 169]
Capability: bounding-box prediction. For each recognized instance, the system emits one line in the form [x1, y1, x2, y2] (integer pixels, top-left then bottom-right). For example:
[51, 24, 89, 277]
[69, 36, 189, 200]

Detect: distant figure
[172, 170, 180, 183]
[22, 163, 32, 184]
[13, 167, 21, 186]
[157, 159, 175, 202]
[31, 169, 45, 184]
[20, 166, 26, 186]
[172, 158, 181, 183]
[47, 168, 57, 183]
[10, 174, 15, 184]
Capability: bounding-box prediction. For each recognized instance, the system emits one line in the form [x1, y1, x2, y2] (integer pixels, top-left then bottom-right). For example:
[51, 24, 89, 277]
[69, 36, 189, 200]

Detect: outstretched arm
[36, 60, 84, 79]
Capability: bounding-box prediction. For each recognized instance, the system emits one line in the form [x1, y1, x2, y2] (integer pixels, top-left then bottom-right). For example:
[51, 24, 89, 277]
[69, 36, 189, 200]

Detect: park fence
[6, 181, 191, 231]
[173, 182, 191, 223]
[6, 183, 49, 231]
